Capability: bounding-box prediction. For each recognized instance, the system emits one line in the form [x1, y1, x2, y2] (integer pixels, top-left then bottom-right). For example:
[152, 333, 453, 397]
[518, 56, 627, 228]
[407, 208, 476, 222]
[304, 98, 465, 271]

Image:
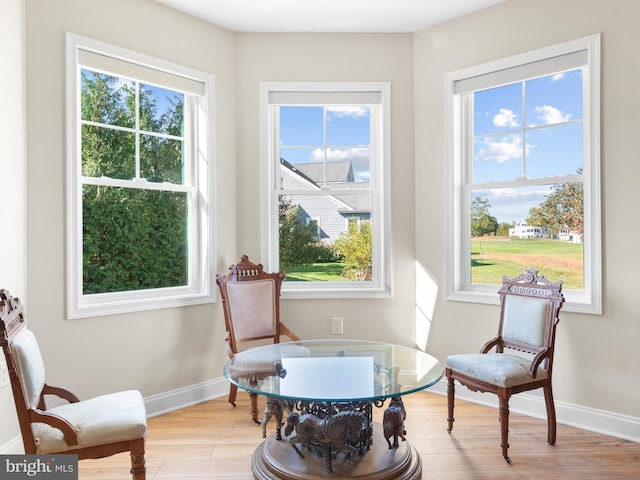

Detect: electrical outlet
[331, 317, 343, 335]
[0, 360, 9, 388]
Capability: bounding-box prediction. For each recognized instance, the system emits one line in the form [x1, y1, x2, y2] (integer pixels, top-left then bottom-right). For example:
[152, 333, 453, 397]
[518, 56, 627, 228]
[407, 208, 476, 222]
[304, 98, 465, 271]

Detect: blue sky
[275, 70, 583, 225]
[279, 105, 371, 182]
[471, 68, 584, 223]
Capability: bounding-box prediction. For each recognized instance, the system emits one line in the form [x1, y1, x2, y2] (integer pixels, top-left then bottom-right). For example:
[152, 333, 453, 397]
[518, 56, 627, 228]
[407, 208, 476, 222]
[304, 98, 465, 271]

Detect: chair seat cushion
[446, 353, 548, 388]
[228, 344, 310, 376]
[33, 390, 147, 454]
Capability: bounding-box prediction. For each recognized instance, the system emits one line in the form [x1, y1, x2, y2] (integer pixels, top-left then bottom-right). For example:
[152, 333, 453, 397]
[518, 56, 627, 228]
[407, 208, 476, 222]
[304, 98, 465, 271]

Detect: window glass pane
[81, 124, 135, 179]
[140, 134, 184, 183]
[82, 185, 188, 294]
[469, 186, 584, 290]
[526, 123, 583, 178]
[326, 106, 370, 145]
[139, 84, 184, 136]
[473, 133, 525, 183]
[81, 70, 134, 128]
[280, 106, 323, 145]
[279, 194, 372, 282]
[473, 83, 522, 136]
[525, 69, 583, 126]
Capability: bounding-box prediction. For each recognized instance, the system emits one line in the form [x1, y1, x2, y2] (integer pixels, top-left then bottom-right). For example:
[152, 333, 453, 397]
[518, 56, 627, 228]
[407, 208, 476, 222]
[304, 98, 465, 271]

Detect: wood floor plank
[77, 392, 639, 479]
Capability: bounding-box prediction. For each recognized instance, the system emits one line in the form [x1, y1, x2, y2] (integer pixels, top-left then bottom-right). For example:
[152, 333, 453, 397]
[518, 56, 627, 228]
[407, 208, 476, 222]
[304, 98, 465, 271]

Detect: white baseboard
[0, 435, 24, 454]
[429, 379, 640, 443]
[143, 377, 229, 418]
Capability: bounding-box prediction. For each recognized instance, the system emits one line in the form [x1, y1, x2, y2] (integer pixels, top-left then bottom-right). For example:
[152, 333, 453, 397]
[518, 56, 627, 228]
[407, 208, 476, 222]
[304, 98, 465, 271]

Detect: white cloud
[493, 108, 519, 128]
[535, 105, 571, 125]
[310, 147, 370, 181]
[551, 72, 565, 82]
[475, 135, 529, 164]
[311, 147, 368, 162]
[326, 106, 369, 119]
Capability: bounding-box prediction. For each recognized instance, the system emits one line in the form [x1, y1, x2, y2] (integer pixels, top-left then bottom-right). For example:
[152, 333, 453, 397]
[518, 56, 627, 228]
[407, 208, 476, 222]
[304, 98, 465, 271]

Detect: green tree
[470, 197, 498, 237]
[278, 200, 320, 270]
[81, 71, 187, 294]
[496, 222, 513, 237]
[333, 219, 372, 281]
[527, 173, 584, 235]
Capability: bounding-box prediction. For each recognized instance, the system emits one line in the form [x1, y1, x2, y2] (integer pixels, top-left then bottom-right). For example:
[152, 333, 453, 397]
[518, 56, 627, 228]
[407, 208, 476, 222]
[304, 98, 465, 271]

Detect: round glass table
[223, 339, 443, 480]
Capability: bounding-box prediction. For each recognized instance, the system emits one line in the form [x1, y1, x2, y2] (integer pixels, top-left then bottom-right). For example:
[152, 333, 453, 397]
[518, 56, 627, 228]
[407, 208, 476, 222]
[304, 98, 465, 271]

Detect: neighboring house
[508, 221, 547, 239]
[558, 227, 583, 243]
[280, 158, 370, 242]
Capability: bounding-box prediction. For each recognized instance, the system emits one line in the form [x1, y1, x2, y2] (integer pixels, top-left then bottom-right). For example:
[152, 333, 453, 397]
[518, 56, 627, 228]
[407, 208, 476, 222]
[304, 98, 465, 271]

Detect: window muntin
[67, 34, 215, 318]
[262, 83, 390, 298]
[446, 35, 601, 314]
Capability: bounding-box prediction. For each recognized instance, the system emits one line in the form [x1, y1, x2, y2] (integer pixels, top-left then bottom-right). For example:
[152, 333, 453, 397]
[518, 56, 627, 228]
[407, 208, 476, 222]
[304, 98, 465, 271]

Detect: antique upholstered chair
[216, 255, 301, 423]
[445, 269, 564, 464]
[0, 289, 147, 479]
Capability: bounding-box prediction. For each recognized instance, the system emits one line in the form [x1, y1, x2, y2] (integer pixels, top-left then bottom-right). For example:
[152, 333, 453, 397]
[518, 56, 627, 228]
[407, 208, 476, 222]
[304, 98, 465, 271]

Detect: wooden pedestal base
[251, 423, 422, 480]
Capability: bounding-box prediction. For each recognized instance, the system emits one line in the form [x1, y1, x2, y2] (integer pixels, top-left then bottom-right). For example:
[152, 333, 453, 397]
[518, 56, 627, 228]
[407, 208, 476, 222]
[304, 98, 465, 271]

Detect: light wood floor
[79, 392, 640, 479]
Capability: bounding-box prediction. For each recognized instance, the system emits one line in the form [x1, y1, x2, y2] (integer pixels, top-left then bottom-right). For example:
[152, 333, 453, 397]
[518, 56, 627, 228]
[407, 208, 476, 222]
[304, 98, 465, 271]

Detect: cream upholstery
[33, 390, 147, 454]
[445, 353, 548, 388]
[12, 328, 45, 410]
[227, 279, 277, 340]
[502, 295, 550, 347]
[227, 343, 310, 376]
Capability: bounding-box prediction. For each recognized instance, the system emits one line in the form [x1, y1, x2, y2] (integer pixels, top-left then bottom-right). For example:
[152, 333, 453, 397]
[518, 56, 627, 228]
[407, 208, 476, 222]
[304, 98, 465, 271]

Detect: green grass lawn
[471, 237, 584, 289]
[284, 237, 584, 290]
[285, 262, 346, 282]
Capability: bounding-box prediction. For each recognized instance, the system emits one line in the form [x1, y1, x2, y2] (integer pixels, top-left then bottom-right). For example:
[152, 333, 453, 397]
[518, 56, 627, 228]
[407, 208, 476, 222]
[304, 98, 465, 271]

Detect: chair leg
[544, 384, 557, 445]
[130, 439, 146, 480]
[446, 374, 455, 433]
[249, 392, 260, 424]
[228, 383, 238, 407]
[498, 395, 511, 464]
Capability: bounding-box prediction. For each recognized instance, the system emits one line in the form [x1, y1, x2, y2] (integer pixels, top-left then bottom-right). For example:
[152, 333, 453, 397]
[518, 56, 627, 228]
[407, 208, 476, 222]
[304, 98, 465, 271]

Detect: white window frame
[444, 34, 601, 314]
[260, 82, 391, 299]
[66, 33, 215, 318]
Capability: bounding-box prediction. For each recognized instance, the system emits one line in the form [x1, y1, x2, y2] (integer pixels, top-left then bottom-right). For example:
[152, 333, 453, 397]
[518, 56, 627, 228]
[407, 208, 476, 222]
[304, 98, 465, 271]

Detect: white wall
[415, 0, 640, 419]
[234, 33, 417, 344]
[22, 0, 236, 403]
[0, 0, 27, 453]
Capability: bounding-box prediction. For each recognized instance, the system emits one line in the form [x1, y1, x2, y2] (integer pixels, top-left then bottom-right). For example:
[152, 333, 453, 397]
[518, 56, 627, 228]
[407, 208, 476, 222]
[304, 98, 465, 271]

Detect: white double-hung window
[445, 34, 601, 313]
[66, 34, 215, 318]
[261, 83, 391, 298]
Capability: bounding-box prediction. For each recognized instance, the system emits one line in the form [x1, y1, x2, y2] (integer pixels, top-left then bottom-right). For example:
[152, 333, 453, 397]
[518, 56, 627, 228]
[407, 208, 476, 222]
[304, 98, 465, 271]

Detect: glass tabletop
[223, 339, 443, 403]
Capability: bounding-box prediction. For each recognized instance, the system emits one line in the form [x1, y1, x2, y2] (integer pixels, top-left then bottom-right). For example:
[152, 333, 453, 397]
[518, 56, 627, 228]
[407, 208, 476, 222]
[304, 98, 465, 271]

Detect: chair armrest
[529, 348, 551, 378]
[28, 409, 79, 446]
[480, 336, 502, 353]
[42, 384, 80, 403]
[280, 322, 300, 342]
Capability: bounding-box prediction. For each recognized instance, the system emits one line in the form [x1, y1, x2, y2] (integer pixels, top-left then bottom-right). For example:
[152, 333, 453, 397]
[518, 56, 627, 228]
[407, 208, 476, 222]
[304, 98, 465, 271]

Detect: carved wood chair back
[216, 255, 300, 422]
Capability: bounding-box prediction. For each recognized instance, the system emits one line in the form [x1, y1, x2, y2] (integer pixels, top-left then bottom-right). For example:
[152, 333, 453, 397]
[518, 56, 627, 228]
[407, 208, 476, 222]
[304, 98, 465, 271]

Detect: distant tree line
[471, 174, 584, 238]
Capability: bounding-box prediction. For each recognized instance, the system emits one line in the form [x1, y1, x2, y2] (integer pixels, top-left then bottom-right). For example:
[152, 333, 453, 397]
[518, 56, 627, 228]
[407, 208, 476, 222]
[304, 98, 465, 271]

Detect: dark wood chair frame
[0, 289, 146, 479]
[216, 255, 300, 423]
[446, 269, 565, 463]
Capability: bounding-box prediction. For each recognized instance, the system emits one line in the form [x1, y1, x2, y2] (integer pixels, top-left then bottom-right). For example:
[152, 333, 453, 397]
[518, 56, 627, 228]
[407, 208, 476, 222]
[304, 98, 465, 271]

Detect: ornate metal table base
[252, 423, 422, 480]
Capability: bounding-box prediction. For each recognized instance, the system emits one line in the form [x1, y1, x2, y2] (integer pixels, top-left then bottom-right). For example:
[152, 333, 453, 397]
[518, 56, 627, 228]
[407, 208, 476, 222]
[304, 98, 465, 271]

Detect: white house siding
[280, 164, 370, 242]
